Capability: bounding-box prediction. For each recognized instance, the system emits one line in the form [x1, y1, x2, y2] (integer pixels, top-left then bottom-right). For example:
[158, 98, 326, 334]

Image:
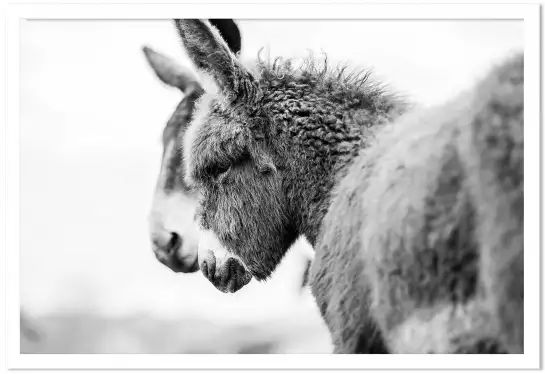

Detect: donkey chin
[198, 229, 252, 293]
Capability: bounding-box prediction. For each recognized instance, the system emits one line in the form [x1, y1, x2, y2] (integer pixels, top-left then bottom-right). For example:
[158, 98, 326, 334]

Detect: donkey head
[177, 20, 301, 287]
[145, 19, 245, 279]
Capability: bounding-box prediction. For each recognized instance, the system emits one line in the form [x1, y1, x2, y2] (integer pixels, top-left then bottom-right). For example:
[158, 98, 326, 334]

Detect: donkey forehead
[183, 93, 249, 178]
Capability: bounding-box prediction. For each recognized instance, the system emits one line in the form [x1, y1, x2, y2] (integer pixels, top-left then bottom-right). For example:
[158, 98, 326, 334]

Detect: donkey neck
[261, 63, 406, 247]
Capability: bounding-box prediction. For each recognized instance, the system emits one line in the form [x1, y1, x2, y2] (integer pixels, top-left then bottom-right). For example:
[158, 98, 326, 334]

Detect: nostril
[202, 259, 209, 278]
[168, 232, 181, 253]
[152, 232, 181, 253]
[201, 253, 216, 281]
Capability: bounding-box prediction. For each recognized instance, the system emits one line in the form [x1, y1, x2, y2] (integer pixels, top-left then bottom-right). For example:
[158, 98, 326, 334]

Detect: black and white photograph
[4, 1, 540, 370]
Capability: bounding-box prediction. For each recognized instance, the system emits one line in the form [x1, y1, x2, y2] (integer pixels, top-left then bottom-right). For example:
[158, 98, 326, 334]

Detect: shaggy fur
[310, 53, 523, 353]
[175, 19, 523, 353]
[178, 19, 408, 280]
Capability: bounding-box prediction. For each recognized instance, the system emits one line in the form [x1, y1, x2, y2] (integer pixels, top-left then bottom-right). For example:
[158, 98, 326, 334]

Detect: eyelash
[206, 153, 249, 182]
[209, 164, 231, 180]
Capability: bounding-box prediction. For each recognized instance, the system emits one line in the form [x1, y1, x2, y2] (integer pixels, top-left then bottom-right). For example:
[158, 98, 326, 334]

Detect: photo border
[5, 1, 540, 370]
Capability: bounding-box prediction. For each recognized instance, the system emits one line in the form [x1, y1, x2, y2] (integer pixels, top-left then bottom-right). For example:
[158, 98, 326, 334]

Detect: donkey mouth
[200, 249, 252, 293]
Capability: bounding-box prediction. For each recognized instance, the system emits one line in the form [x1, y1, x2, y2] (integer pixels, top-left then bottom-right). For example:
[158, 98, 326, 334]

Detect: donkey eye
[208, 163, 231, 179]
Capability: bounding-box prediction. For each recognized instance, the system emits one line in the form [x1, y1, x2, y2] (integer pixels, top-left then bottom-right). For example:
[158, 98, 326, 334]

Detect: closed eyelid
[206, 162, 231, 180]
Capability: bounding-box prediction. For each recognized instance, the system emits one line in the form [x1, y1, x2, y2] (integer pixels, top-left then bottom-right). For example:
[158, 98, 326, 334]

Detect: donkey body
[170, 20, 523, 353]
[310, 54, 523, 353]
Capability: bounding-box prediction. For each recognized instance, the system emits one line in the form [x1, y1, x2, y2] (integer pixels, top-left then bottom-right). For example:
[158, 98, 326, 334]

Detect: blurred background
[19, 19, 523, 354]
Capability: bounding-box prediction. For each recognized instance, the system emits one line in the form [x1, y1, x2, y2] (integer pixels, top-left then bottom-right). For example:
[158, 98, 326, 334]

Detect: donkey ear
[174, 19, 260, 104]
[142, 45, 202, 95]
[209, 19, 242, 56]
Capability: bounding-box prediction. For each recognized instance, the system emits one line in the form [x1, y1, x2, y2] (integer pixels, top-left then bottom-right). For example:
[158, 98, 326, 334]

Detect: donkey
[172, 19, 523, 354]
[309, 54, 524, 354]
[145, 19, 243, 276]
[145, 19, 314, 293]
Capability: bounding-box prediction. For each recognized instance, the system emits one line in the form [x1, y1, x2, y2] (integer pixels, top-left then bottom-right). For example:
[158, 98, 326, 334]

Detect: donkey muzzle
[149, 216, 199, 273]
[198, 230, 252, 293]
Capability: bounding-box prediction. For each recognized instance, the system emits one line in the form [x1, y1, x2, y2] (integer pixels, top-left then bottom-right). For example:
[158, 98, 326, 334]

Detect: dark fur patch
[209, 19, 241, 56]
[451, 337, 508, 354]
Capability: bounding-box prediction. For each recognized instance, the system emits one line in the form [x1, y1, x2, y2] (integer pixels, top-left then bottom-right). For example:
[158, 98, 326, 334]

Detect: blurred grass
[20, 308, 331, 354]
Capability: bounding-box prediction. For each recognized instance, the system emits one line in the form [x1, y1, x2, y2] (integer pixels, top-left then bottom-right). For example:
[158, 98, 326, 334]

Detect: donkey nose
[152, 232, 181, 258]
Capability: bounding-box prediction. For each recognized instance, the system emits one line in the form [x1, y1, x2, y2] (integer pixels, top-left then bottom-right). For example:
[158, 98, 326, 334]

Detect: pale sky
[19, 20, 523, 321]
